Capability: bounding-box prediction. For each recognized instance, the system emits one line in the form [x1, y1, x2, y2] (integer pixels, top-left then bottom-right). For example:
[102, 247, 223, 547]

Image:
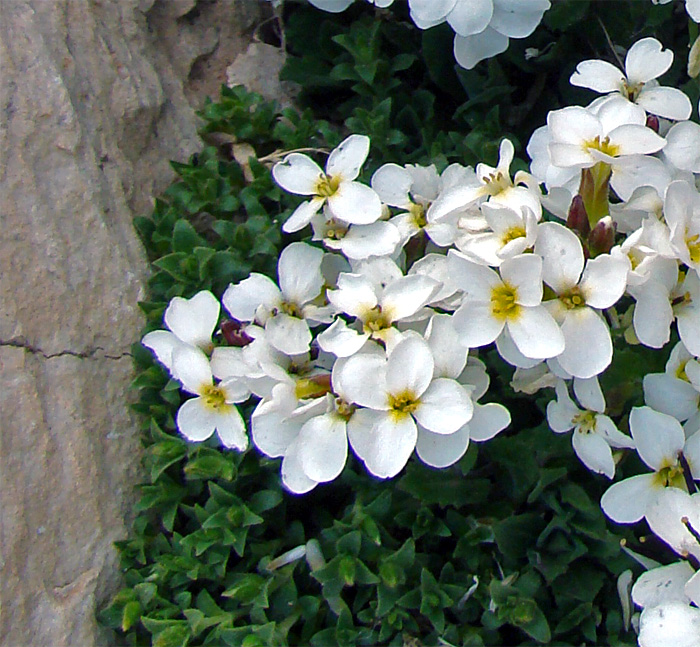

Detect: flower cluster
[143, 32, 700, 644]
[307, 0, 551, 69]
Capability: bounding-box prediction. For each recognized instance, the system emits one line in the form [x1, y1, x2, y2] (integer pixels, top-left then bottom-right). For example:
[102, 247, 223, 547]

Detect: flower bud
[645, 114, 660, 133]
[220, 319, 253, 347]
[567, 194, 591, 238]
[588, 216, 616, 255]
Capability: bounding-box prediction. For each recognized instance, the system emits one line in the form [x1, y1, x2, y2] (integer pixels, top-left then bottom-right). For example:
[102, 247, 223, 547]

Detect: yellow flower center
[388, 390, 419, 419]
[685, 231, 700, 265]
[501, 226, 526, 245]
[491, 283, 520, 321]
[316, 174, 341, 198]
[362, 305, 393, 337]
[200, 384, 231, 411]
[583, 135, 620, 158]
[334, 397, 356, 421]
[622, 80, 644, 103]
[483, 170, 512, 196]
[409, 202, 427, 229]
[280, 301, 302, 318]
[559, 286, 587, 310]
[653, 461, 686, 489]
[572, 410, 597, 433]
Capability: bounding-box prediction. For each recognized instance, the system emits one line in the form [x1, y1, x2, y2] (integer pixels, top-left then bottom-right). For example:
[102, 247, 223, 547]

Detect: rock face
[0, 1, 262, 645]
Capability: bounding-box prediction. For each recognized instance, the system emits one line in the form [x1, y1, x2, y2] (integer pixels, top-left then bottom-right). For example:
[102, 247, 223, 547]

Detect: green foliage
[100, 1, 693, 644]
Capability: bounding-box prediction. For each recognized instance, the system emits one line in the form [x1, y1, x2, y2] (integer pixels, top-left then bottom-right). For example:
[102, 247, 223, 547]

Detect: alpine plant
[142, 32, 700, 646]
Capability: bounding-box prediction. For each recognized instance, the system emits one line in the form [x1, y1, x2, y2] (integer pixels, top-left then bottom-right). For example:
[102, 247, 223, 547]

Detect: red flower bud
[220, 319, 253, 347]
[567, 194, 591, 238]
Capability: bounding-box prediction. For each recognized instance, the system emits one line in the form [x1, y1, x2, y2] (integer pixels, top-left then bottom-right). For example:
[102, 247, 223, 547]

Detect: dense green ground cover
[100, 2, 695, 644]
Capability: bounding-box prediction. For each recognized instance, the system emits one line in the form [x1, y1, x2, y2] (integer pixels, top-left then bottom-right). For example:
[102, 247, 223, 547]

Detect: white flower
[454, 203, 538, 267]
[142, 290, 220, 372]
[222, 242, 326, 355]
[430, 139, 542, 223]
[600, 407, 699, 524]
[570, 37, 692, 121]
[171, 345, 249, 450]
[318, 266, 440, 356]
[338, 335, 473, 478]
[371, 162, 469, 247]
[547, 378, 634, 478]
[414, 315, 510, 467]
[643, 341, 700, 423]
[546, 98, 667, 201]
[536, 222, 628, 378]
[408, 0, 551, 70]
[311, 211, 401, 260]
[272, 134, 382, 233]
[449, 251, 565, 360]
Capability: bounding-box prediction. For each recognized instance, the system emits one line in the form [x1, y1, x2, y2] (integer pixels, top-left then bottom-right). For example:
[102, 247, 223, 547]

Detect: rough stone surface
[227, 41, 299, 108]
[0, 1, 262, 645]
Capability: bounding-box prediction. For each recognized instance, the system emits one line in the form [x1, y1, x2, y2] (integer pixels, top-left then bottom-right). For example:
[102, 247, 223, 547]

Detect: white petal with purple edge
[468, 402, 511, 441]
[600, 473, 657, 523]
[177, 397, 216, 442]
[416, 424, 470, 468]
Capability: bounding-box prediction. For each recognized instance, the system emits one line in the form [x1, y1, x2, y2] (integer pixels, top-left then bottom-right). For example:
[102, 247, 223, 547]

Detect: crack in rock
[0, 338, 132, 361]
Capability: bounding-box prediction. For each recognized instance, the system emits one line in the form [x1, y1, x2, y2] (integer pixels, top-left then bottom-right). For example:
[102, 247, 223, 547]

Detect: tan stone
[0, 1, 264, 645]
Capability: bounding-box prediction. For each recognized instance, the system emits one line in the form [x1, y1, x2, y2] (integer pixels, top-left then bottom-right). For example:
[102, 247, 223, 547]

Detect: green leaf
[493, 514, 546, 561]
[172, 219, 205, 254]
[184, 450, 236, 481]
[121, 600, 141, 632]
[507, 598, 551, 644]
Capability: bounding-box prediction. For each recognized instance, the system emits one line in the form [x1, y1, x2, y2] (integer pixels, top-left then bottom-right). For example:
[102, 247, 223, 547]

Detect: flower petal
[446, 0, 492, 36]
[600, 473, 657, 523]
[453, 28, 509, 70]
[507, 306, 565, 359]
[172, 345, 212, 394]
[328, 181, 383, 225]
[572, 430, 615, 478]
[625, 37, 673, 84]
[638, 86, 692, 121]
[265, 313, 312, 355]
[416, 424, 470, 468]
[414, 378, 473, 434]
[223, 274, 281, 321]
[281, 442, 319, 494]
[215, 407, 248, 450]
[557, 307, 612, 379]
[278, 242, 324, 305]
[349, 411, 417, 478]
[273, 153, 324, 194]
[570, 59, 625, 93]
[630, 406, 686, 471]
[164, 291, 220, 348]
[467, 402, 511, 441]
[177, 397, 216, 442]
[326, 134, 370, 181]
[386, 335, 434, 398]
[297, 413, 348, 482]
